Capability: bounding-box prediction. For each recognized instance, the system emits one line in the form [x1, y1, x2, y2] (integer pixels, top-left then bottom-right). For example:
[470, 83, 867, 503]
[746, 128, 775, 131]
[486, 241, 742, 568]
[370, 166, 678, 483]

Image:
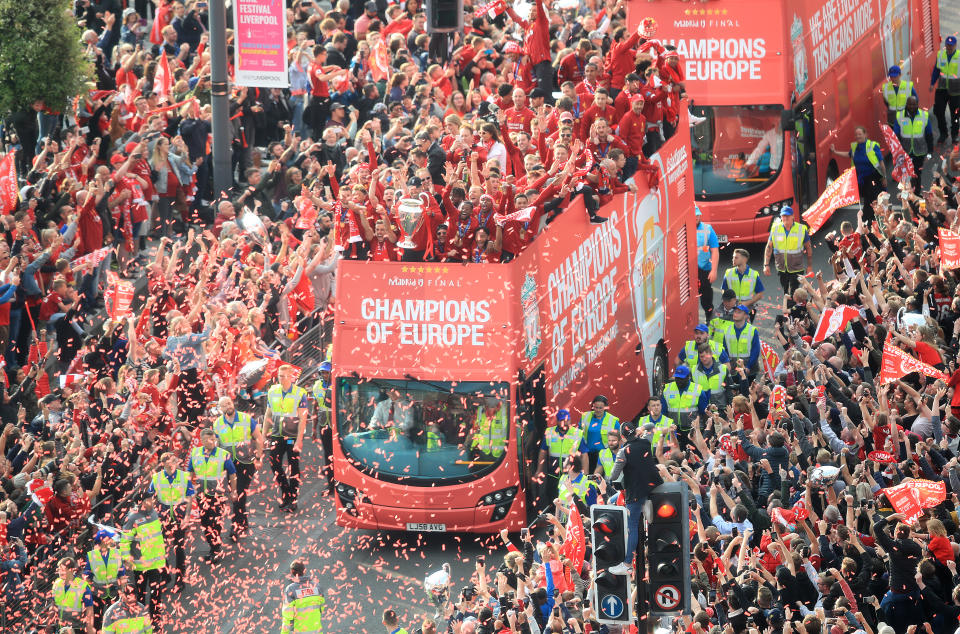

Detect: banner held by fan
[760, 340, 779, 381]
[939, 227, 960, 270]
[877, 342, 948, 385]
[813, 305, 860, 342]
[802, 167, 859, 234]
[0, 152, 17, 214]
[879, 124, 916, 184]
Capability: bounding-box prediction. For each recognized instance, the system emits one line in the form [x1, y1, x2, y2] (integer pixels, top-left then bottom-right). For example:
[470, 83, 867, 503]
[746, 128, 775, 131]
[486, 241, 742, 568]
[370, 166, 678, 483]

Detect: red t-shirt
[503, 106, 535, 135]
[309, 61, 331, 97]
[369, 238, 398, 261]
[914, 340, 942, 367]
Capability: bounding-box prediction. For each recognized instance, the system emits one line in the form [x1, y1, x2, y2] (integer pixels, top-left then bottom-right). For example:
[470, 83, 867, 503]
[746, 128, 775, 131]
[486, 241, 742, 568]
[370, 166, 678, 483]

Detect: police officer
[678, 324, 728, 367]
[721, 248, 764, 321]
[188, 429, 238, 563]
[695, 206, 719, 321]
[638, 397, 675, 450]
[830, 125, 887, 210]
[213, 396, 263, 540]
[594, 428, 622, 484]
[932, 35, 960, 145]
[311, 360, 334, 495]
[467, 393, 508, 459]
[52, 556, 94, 634]
[881, 65, 916, 126]
[691, 344, 729, 408]
[895, 95, 935, 191]
[120, 494, 167, 622]
[660, 365, 708, 449]
[763, 206, 812, 296]
[724, 304, 761, 378]
[556, 455, 599, 514]
[282, 561, 326, 633]
[535, 409, 582, 510]
[578, 395, 619, 474]
[710, 288, 738, 346]
[85, 529, 124, 629]
[102, 582, 154, 633]
[148, 452, 194, 592]
[266, 364, 310, 513]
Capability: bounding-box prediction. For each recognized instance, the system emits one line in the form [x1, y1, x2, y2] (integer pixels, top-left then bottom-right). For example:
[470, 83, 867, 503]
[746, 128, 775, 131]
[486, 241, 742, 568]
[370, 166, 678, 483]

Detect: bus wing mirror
[781, 110, 796, 130]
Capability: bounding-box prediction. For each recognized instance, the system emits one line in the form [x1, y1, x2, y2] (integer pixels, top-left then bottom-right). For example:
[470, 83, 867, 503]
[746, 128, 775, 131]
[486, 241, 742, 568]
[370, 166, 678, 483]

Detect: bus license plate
[717, 235, 729, 243]
[406, 523, 446, 532]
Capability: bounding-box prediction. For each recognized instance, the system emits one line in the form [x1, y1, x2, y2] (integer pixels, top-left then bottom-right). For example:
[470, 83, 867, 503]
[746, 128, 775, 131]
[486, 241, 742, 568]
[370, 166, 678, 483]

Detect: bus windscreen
[691, 104, 784, 200]
[336, 378, 511, 485]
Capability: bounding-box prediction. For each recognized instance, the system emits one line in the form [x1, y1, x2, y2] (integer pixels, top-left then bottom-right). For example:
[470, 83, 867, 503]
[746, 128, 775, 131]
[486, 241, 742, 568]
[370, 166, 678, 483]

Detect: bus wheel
[651, 345, 669, 396]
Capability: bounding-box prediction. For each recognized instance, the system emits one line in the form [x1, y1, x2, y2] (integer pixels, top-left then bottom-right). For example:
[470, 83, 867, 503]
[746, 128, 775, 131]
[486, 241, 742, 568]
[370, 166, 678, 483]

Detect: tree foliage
[0, 0, 92, 115]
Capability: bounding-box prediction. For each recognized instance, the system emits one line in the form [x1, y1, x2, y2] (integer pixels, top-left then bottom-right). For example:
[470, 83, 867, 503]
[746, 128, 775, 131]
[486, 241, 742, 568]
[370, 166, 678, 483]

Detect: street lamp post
[209, 0, 232, 196]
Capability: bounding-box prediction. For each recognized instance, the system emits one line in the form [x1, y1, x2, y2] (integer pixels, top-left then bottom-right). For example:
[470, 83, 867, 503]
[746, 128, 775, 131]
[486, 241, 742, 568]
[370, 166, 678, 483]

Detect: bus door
[518, 366, 546, 513]
[793, 97, 818, 211]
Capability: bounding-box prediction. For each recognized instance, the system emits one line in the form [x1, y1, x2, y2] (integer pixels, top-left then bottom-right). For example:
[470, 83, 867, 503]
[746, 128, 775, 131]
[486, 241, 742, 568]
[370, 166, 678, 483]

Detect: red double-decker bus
[329, 109, 699, 533]
[634, 0, 940, 242]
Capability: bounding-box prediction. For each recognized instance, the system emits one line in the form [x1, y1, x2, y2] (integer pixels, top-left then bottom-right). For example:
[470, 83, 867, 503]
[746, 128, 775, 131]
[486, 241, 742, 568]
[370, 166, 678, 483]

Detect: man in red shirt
[586, 119, 629, 162]
[613, 73, 644, 120]
[501, 42, 535, 93]
[580, 89, 617, 143]
[557, 40, 592, 87]
[308, 46, 348, 140]
[575, 62, 602, 104]
[617, 94, 647, 178]
[503, 0, 553, 96]
[640, 68, 668, 156]
[604, 25, 642, 96]
[503, 88, 536, 135]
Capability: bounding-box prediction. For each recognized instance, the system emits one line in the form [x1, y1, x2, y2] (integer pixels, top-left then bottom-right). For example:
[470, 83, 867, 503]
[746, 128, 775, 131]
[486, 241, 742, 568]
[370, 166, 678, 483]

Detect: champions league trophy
[809, 465, 841, 488]
[424, 562, 451, 618]
[239, 211, 269, 247]
[397, 198, 426, 249]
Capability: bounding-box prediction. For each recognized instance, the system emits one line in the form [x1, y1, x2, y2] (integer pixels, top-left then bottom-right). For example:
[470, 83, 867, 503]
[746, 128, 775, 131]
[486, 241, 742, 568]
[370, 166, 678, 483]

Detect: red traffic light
[595, 515, 617, 534]
[656, 503, 677, 519]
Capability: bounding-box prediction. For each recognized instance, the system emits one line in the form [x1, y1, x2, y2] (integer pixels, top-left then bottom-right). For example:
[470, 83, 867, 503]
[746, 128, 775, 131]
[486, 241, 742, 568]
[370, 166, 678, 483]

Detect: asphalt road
[174, 8, 960, 630]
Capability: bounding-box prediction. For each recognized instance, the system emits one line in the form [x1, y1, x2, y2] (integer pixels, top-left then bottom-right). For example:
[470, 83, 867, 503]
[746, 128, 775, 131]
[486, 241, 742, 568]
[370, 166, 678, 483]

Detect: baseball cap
[407, 176, 423, 187]
[124, 141, 139, 154]
[734, 304, 750, 313]
[330, 102, 345, 111]
[779, 205, 794, 216]
[947, 35, 957, 46]
[559, 111, 574, 122]
[122, 7, 136, 18]
[888, 65, 901, 77]
[364, 0, 377, 11]
[630, 93, 644, 104]
[694, 324, 709, 333]
[529, 87, 547, 100]
[694, 205, 702, 216]
[318, 361, 332, 372]
[94, 529, 116, 544]
[503, 41, 522, 54]
[673, 365, 691, 379]
[556, 409, 570, 422]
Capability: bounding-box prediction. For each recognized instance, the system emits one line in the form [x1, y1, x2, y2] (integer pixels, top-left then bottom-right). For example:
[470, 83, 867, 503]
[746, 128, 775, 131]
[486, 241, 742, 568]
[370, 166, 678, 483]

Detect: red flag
[939, 227, 960, 269]
[877, 342, 948, 385]
[474, 0, 506, 18]
[802, 167, 859, 234]
[295, 187, 319, 230]
[879, 123, 916, 183]
[559, 505, 586, 571]
[105, 280, 136, 319]
[155, 53, 173, 103]
[812, 305, 860, 342]
[0, 152, 18, 214]
[760, 340, 779, 381]
[371, 36, 391, 82]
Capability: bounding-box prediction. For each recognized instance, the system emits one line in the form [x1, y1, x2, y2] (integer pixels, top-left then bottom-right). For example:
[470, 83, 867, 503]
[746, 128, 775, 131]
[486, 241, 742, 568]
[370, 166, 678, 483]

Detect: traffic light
[590, 505, 632, 625]
[647, 482, 691, 616]
[425, 0, 462, 32]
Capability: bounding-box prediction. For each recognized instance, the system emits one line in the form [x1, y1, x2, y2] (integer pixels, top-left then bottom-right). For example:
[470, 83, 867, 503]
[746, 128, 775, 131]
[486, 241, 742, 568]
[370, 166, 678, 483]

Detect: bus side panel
[516, 107, 698, 421]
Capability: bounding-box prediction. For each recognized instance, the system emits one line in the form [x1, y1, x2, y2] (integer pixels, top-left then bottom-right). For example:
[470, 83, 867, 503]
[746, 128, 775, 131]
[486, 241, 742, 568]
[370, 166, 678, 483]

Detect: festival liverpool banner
[802, 167, 859, 234]
[883, 479, 946, 525]
[939, 227, 960, 270]
[233, 0, 289, 88]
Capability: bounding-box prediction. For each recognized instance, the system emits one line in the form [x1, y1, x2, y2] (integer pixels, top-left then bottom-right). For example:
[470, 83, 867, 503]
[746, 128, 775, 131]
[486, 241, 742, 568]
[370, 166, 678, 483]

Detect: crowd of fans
[2, 0, 960, 632]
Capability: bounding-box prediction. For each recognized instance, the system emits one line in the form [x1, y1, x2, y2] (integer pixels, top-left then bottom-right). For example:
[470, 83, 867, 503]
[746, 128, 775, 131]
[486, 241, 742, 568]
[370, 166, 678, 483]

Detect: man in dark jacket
[607, 422, 662, 574]
[416, 132, 446, 186]
[737, 422, 789, 504]
[873, 512, 923, 632]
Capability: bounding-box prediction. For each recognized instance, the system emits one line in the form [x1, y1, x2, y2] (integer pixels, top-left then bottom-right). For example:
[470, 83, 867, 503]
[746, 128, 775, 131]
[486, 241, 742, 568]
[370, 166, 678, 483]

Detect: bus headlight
[477, 487, 518, 507]
[336, 482, 363, 516]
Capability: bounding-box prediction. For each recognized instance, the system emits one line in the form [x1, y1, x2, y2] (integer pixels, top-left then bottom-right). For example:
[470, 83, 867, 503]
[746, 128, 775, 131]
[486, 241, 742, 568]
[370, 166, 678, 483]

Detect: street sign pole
[209, 0, 232, 197]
